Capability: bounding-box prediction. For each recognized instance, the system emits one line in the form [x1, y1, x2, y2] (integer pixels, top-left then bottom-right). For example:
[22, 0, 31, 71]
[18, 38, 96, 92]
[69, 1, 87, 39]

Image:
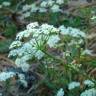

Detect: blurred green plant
[0, 39, 12, 53]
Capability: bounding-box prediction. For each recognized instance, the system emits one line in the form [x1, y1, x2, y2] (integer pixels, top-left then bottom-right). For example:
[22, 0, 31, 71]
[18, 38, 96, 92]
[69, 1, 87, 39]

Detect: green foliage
[0, 39, 12, 53]
[4, 23, 17, 38]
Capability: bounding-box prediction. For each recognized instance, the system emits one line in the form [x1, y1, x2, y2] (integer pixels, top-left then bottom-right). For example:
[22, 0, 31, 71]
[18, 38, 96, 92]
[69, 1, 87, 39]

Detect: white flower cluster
[0, 1, 11, 8]
[51, 4, 61, 13]
[59, 25, 86, 38]
[68, 81, 80, 90]
[55, 80, 95, 96]
[9, 22, 60, 72]
[39, 0, 64, 12]
[0, 72, 15, 81]
[68, 79, 95, 90]
[47, 35, 60, 47]
[84, 79, 94, 87]
[56, 88, 64, 96]
[2, 1, 11, 6]
[80, 88, 96, 96]
[20, 0, 65, 18]
[9, 41, 22, 49]
[0, 71, 27, 87]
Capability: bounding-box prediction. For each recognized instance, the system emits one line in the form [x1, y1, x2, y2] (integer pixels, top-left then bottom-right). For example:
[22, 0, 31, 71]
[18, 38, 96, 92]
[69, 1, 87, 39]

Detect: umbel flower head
[9, 22, 86, 72]
[9, 22, 60, 72]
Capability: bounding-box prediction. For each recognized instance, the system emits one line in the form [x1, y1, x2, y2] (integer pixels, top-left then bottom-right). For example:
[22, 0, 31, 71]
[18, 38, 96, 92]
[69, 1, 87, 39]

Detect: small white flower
[39, 8, 47, 13]
[47, 0, 55, 6]
[59, 25, 86, 38]
[22, 4, 31, 12]
[84, 80, 94, 87]
[35, 50, 45, 60]
[16, 30, 31, 40]
[41, 24, 53, 30]
[91, 16, 96, 20]
[8, 49, 19, 57]
[26, 22, 39, 30]
[9, 41, 22, 49]
[56, 0, 64, 5]
[68, 81, 80, 90]
[56, 88, 64, 96]
[21, 63, 30, 72]
[17, 45, 32, 56]
[18, 74, 25, 80]
[80, 88, 96, 96]
[40, 1, 47, 7]
[31, 4, 38, 12]
[0, 72, 15, 81]
[2, 1, 11, 6]
[59, 25, 68, 35]
[41, 24, 59, 34]
[15, 58, 30, 72]
[47, 35, 60, 48]
[23, 12, 31, 18]
[51, 4, 60, 12]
